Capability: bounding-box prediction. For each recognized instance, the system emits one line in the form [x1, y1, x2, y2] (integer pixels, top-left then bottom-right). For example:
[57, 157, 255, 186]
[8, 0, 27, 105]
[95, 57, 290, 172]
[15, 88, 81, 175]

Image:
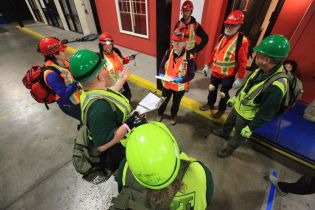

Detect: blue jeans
[207, 75, 235, 112]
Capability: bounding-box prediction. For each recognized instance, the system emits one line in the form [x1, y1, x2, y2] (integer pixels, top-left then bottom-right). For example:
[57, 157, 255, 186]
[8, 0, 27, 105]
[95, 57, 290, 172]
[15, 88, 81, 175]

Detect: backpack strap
[235, 33, 244, 64]
[242, 72, 287, 105]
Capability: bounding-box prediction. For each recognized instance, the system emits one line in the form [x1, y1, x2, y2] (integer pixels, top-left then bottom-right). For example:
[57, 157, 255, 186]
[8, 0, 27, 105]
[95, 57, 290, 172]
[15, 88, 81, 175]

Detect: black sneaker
[217, 142, 234, 158]
[213, 111, 224, 119]
[212, 128, 227, 138]
[199, 104, 214, 111]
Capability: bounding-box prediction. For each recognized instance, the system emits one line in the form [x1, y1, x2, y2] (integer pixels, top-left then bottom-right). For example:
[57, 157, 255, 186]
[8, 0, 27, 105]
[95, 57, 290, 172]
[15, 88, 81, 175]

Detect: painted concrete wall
[272, 0, 312, 39]
[288, 1, 315, 104]
[95, 0, 156, 56]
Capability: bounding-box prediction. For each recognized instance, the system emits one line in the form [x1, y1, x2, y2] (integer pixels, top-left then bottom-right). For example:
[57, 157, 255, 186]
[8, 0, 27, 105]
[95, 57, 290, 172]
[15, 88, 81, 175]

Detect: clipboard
[155, 75, 174, 82]
[134, 92, 165, 115]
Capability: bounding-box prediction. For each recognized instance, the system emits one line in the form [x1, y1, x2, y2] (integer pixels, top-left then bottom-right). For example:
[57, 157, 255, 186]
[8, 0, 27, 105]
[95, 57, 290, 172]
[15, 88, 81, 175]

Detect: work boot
[156, 114, 163, 122]
[217, 142, 234, 158]
[212, 128, 227, 139]
[268, 175, 288, 196]
[170, 116, 177, 125]
[213, 111, 224, 119]
[199, 104, 214, 111]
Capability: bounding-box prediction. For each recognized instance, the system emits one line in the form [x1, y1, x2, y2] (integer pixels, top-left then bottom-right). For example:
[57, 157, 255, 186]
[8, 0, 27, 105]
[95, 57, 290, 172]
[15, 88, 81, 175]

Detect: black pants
[121, 82, 132, 101]
[222, 108, 249, 150]
[207, 75, 235, 112]
[100, 143, 125, 172]
[278, 176, 315, 195]
[158, 88, 185, 117]
[58, 102, 82, 124]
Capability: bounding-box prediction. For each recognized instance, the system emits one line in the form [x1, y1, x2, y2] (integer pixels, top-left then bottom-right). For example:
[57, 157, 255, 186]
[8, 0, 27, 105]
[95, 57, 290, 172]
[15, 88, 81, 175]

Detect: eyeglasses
[225, 24, 238, 28]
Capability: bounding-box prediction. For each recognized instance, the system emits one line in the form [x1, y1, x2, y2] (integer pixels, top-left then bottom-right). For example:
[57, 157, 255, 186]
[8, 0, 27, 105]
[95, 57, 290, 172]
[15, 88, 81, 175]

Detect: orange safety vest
[44, 60, 81, 105]
[103, 51, 124, 81]
[177, 21, 198, 51]
[212, 33, 241, 78]
[163, 50, 192, 91]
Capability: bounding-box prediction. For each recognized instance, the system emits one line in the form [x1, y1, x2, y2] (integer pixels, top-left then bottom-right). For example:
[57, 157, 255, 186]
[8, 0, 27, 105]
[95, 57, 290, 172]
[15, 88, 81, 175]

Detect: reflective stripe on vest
[212, 33, 239, 77]
[80, 88, 132, 123]
[234, 66, 287, 120]
[104, 51, 124, 81]
[163, 50, 189, 91]
[122, 152, 208, 210]
[177, 21, 196, 51]
[44, 60, 81, 104]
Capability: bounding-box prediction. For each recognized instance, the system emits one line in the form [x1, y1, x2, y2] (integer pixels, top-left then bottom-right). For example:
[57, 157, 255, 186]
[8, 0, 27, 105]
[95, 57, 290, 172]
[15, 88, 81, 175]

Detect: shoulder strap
[45, 65, 62, 75]
[235, 33, 244, 63]
[177, 160, 192, 181]
[262, 72, 287, 93]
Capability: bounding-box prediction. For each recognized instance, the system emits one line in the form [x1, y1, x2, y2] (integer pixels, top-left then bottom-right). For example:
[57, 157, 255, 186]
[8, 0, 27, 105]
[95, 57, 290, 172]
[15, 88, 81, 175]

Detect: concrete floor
[0, 23, 314, 210]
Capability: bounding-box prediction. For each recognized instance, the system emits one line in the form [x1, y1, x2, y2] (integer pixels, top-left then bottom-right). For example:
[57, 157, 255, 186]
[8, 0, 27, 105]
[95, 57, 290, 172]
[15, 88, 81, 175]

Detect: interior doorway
[225, 0, 286, 67]
[89, 0, 102, 34]
[39, 0, 64, 29]
[28, 0, 44, 22]
[59, 0, 83, 33]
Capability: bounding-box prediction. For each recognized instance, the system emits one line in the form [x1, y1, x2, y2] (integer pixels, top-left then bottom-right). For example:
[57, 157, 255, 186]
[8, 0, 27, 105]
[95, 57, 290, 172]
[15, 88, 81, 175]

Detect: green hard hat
[126, 122, 180, 190]
[69, 50, 105, 83]
[253, 34, 290, 58]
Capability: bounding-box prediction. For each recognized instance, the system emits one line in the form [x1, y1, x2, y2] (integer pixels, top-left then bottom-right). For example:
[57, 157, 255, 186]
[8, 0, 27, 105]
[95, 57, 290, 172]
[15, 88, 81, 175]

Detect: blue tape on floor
[266, 170, 277, 210]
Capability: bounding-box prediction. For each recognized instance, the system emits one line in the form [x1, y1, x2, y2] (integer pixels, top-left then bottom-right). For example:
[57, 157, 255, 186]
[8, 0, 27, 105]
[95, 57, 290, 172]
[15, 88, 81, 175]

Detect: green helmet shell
[253, 34, 290, 58]
[126, 122, 180, 189]
[69, 50, 105, 83]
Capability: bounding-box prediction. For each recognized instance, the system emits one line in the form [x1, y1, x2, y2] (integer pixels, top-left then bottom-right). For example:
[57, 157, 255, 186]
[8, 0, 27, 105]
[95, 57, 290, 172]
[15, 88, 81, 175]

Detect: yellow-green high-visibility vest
[234, 65, 287, 120]
[80, 88, 132, 123]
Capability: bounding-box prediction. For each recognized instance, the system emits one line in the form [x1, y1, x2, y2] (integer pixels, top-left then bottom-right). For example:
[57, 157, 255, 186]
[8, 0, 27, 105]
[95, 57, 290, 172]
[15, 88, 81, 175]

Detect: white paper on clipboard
[155, 75, 174, 82]
[134, 92, 165, 115]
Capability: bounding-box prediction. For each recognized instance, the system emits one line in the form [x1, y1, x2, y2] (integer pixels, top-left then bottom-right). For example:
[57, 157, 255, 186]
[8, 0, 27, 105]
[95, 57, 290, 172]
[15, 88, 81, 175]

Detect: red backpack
[22, 65, 60, 109]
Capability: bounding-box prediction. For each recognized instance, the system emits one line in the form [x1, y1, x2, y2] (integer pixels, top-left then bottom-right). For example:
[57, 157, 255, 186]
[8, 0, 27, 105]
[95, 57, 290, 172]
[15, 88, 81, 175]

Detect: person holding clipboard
[157, 27, 196, 125]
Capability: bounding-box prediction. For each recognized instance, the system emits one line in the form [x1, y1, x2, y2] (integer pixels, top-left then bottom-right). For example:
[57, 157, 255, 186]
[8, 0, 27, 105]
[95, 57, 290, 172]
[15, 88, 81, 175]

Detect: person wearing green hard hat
[110, 122, 214, 209]
[69, 50, 146, 183]
[212, 34, 290, 158]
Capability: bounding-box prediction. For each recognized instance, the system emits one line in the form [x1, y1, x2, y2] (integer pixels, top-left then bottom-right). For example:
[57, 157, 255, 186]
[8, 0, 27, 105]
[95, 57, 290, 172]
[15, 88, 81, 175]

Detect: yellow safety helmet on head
[126, 122, 180, 189]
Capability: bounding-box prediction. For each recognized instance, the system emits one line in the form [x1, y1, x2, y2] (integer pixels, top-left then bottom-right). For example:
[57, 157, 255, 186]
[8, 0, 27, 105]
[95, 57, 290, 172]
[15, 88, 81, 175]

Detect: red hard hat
[172, 27, 188, 42]
[99, 32, 113, 45]
[182, 0, 193, 12]
[38, 37, 67, 56]
[224, 10, 244, 25]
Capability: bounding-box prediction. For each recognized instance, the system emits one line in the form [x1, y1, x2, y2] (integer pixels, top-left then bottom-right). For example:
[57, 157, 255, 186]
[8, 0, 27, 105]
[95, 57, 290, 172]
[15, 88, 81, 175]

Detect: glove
[240, 126, 252, 138]
[232, 78, 243, 89]
[173, 77, 183, 83]
[124, 111, 147, 131]
[202, 65, 209, 77]
[227, 97, 236, 107]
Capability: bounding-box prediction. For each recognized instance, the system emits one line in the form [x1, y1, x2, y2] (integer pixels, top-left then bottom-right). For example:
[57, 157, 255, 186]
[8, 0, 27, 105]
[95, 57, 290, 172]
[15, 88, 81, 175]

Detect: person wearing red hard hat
[157, 27, 195, 125]
[174, 0, 208, 54]
[98, 32, 135, 100]
[37, 37, 81, 123]
[200, 10, 249, 119]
